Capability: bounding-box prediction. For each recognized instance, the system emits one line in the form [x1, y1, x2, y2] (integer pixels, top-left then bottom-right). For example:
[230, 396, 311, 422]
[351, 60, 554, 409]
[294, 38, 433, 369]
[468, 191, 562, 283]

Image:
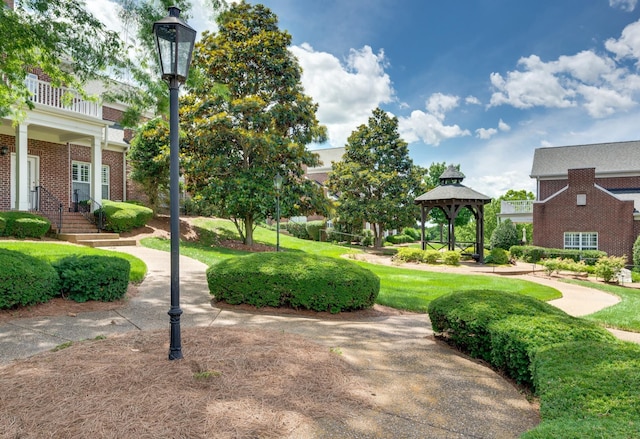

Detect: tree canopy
[327, 107, 424, 248]
[180, 1, 327, 245]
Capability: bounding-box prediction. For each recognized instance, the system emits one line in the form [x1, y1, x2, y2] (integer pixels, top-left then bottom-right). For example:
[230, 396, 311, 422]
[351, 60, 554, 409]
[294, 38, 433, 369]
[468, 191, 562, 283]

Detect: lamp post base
[168, 307, 183, 360]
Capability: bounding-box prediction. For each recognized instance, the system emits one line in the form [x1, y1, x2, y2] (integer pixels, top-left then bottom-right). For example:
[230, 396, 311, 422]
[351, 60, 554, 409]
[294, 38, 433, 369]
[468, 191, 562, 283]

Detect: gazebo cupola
[439, 165, 465, 185]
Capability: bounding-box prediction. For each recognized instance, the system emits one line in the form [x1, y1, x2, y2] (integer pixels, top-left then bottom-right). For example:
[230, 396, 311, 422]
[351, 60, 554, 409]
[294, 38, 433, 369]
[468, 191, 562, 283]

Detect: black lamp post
[153, 6, 196, 361]
[274, 173, 283, 252]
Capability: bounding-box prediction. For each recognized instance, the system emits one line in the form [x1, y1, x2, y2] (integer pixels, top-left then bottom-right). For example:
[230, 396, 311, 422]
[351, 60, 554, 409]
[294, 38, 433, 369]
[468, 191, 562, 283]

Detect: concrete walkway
[1, 246, 638, 438]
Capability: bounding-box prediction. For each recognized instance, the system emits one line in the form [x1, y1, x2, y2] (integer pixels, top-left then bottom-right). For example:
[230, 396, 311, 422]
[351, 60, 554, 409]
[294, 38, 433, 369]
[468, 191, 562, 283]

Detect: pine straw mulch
[1, 327, 375, 439]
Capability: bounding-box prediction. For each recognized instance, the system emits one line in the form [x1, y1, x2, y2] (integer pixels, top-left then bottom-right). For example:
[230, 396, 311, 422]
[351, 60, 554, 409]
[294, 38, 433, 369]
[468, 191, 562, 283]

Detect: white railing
[500, 200, 534, 214]
[25, 76, 102, 119]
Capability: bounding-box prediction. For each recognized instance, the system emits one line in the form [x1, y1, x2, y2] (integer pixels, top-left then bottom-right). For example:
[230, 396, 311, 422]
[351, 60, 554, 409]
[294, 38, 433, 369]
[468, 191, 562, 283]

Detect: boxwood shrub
[489, 314, 615, 386]
[428, 290, 566, 362]
[0, 211, 50, 238]
[100, 200, 153, 233]
[0, 248, 60, 308]
[509, 245, 606, 265]
[385, 233, 414, 245]
[524, 340, 640, 438]
[305, 220, 325, 241]
[206, 252, 379, 313]
[53, 255, 130, 302]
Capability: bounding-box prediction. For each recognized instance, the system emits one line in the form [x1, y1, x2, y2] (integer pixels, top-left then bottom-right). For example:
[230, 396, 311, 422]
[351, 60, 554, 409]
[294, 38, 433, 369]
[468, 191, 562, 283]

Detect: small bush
[441, 250, 460, 265]
[305, 220, 325, 241]
[207, 252, 379, 313]
[0, 211, 50, 238]
[402, 227, 421, 241]
[393, 248, 424, 263]
[286, 221, 309, 240]
[510, 245, 606, 265]
[485, 248, 510, 265]
[360, 229, 373, 247]
[385, 234, 414, 245]
[423, 250, 440, 264]
[101, 200, 153, 233]
[594, 255, 627, 282]
[490, 219, 519, 250]
[0, 249, 60, 308]
[53, 255, 130, 302]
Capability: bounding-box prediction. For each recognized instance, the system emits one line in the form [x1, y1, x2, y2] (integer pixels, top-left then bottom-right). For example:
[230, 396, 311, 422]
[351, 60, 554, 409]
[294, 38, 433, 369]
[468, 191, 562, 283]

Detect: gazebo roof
[414, 183, 491, 204]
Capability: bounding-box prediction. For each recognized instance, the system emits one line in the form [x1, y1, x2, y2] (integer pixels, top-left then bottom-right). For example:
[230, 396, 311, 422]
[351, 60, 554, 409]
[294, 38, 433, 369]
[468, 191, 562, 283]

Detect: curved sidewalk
[0, 246, 637, 437]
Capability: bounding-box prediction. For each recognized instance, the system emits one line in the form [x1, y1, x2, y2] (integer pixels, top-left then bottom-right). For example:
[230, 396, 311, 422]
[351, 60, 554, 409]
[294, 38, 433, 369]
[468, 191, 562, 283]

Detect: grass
[0, 241, 147, 282]
[562, 279, 640, 332]
[358, 262, 561, 312]
[142, 218, 561, 312]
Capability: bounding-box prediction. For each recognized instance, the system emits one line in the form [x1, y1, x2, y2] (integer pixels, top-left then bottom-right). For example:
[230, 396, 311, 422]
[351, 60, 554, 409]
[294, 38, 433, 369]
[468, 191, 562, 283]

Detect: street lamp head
[274, 173, 283, 192]
[153, 6, 197, 84]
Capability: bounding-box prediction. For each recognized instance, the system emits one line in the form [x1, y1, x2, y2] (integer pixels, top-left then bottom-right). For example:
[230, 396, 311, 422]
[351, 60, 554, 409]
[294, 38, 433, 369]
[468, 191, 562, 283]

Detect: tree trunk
[374, 224, 384, 248]
[244, 215, 254, 246]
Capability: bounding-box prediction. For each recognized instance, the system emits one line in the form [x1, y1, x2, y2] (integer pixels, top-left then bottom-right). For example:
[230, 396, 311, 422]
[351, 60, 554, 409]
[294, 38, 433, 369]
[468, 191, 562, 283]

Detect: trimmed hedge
[485, 247, 510, 265]
[305, 220, 326, 241]
[402, 227, 421, 241]
[428, 290, 566, 362]
[385, 233, 414, 245]
[206, 252, 379, 313]
[428, 290, 615, 389]
[286, 221, 309, 240]
[524, 341, 640, 438]
[99, 200, 153, 233]
[509, 245, 606, 264]
[0, 211, 50, 238]
[0, 248, 60, 308]
[53, 255, 130, 302]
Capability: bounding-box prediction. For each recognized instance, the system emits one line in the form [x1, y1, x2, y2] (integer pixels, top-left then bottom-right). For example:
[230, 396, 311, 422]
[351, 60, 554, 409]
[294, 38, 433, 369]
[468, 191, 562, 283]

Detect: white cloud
[291, 44, 394, 147]
[498, 119, 511, 131]
[465, 95, 481, 105]
[398, 94, 471, 146]
[476, 127, 498, 139]
[605, 20, 640, 64]
[609, 0, 638, 12]
[577, 84, 636, 117]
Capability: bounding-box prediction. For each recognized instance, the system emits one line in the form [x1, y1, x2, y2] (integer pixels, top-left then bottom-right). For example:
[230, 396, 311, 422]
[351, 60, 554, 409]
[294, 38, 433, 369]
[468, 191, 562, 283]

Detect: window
[72, 161, 90, 201]
[102, 165, 110, 200]
[564, 232, 598, 251]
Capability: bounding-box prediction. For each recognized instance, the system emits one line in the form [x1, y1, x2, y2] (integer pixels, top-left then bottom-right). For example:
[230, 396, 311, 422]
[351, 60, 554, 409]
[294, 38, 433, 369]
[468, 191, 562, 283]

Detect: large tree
[327, 108, 424, 248]
[0, 0, 127, 121]
[180, 1, 327, 245]
[127, 118, 171, 213]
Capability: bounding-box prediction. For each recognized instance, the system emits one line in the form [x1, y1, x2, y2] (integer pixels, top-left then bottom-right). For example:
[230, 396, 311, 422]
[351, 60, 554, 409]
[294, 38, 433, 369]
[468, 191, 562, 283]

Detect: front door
[10, 154, 39, 210]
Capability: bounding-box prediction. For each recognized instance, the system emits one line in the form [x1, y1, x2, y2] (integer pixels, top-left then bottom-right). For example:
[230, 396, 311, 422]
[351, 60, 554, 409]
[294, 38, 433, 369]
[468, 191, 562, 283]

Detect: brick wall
[534, 168, 636, 260]
[0, 138, 125, 210]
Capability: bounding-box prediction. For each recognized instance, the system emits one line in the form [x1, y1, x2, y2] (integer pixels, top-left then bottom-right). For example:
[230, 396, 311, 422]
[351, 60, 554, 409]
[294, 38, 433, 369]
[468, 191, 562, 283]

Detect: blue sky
[93, 0, 640, 197]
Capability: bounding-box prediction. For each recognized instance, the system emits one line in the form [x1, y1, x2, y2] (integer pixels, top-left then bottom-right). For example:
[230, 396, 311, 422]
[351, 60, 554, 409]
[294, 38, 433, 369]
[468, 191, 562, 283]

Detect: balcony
[498, 200, 533, 223]
[26, 75, 102, 119]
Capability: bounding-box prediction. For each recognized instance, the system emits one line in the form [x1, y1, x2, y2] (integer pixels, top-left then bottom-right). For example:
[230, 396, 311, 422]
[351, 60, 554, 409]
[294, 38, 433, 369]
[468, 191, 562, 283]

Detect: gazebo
[414, 166, 492, 263]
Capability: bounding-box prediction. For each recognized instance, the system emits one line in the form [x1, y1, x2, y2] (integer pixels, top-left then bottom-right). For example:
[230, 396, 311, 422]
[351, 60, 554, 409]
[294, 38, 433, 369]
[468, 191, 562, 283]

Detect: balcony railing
[25, 76, 102, 119]
[500, 200, 534, 214]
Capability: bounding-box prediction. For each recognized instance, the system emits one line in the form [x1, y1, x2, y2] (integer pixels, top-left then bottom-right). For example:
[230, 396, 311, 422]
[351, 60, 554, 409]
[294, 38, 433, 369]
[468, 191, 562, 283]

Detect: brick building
[0, 0, 143, 227]
[530, 141, 640, 260]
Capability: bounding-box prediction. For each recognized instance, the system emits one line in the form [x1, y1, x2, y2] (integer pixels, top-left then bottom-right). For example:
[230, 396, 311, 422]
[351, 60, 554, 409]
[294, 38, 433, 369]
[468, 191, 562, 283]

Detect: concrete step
[77, 238, 138, 248]
[58, 233, 120, 243]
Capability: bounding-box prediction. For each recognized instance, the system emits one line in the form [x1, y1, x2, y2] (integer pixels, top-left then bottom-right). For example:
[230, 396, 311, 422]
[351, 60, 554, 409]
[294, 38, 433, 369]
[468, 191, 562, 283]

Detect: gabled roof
[530, 140, 640, 179]
[414, 183, 491, 204]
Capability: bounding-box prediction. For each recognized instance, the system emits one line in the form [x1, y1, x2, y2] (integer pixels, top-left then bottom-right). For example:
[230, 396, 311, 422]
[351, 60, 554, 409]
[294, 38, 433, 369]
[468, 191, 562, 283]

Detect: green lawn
[562, 279, 640, 332]
[143, 218, 561, 312]
[0, 241, 147, 282]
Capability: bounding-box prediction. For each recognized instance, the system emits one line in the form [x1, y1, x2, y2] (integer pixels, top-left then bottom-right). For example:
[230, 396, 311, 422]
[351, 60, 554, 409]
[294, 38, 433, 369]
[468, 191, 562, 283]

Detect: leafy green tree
[490, 218, 519, 250]
[180, 2, 327, 245]
[0, 0, 126, 121]
[327, 108, 424, 248]
[127, 118, 171, 213]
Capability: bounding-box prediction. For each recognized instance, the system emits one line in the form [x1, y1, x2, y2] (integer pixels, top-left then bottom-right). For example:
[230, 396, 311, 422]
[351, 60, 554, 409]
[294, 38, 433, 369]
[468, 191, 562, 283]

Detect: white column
[15, 123, 29, 211]
[90, 135, 102, 209]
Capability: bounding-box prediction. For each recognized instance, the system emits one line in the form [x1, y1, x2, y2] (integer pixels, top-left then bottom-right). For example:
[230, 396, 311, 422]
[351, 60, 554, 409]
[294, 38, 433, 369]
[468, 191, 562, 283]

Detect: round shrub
[207, 252, 380, 313]
[0, 211, 50, 238]
[0, 249, 60, 309]
[53, 255, 130, 302]
[305, 220, 326, 241]
[101, 200, 153, 233]
[402, 227, 421, 241]
[485, 248, 510, 265]
[393, 247, 424, 263]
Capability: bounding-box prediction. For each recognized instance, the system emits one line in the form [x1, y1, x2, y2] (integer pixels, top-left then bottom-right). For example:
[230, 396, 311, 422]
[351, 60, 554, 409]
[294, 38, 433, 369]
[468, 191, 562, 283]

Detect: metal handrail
[73, 189, 104, 231]
[34, 185, 63, 234]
